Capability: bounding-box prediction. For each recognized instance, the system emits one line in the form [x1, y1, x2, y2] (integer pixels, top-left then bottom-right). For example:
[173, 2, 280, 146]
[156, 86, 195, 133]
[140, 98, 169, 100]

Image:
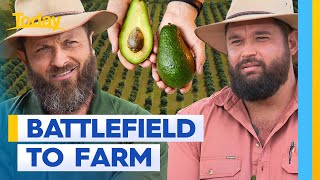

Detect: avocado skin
[157, 24, 195, 89]
[119, 0, 153, 64]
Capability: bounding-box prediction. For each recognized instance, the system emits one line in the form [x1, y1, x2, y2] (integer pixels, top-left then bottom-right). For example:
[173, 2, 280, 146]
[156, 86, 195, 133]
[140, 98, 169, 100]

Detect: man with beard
[0, 0, 167, 180]
[166, 0, 298, 179]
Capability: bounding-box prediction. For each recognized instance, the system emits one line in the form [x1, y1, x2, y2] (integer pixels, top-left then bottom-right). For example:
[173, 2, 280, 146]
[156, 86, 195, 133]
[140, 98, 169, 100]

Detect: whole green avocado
[157, 23, 195, 89]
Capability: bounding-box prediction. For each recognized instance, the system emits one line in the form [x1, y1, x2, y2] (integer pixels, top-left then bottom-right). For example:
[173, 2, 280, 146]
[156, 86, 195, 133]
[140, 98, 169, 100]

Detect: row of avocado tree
[146, 70, 154, 94]
[1, 74, 27, 101]
[96, 32, 111, 74]
[149, 2, 157, 23]
[1, 63, 25, 90]
[143, 2, 163, 112]
[212, 50, 229, 88]
[84, 2, 94, 12]
[114, 68, 128, 98]
[204, 3, 228, 90]
[102, 54, 119, 91]
[160, 90, 168, 114]
[94, 31, 109, 60]
[192, 76, 199, 95]
[217, 2, 227, 19]
[0, 59, 26, 96]
[202, 3, 219, 97]
[209, 2, 223, 23]
[144, 95, 152, 112]
[0, 59, 20, 76]
[89, 1, 104, 12]
[128, 66, 142, 102]
[203, 49, 216, 96]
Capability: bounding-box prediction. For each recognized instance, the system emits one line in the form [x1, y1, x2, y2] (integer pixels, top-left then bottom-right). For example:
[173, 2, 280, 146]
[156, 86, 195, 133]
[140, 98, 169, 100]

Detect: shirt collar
[212, 83, 298, 142]
[211, 86, 240, 110]
[89, 82, 116, 115]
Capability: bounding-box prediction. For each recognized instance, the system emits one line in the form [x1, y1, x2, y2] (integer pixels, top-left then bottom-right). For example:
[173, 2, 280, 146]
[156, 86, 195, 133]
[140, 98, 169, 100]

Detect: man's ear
[89, 31, 96, 56]
[288, 30, 298, 56]
[17, 49, 28, 66]
[89, 31, 95, 45]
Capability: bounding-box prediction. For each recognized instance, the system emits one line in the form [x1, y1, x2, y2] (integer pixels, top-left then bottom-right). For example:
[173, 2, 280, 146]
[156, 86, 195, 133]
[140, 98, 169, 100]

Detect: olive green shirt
[0, 83, 168, 180]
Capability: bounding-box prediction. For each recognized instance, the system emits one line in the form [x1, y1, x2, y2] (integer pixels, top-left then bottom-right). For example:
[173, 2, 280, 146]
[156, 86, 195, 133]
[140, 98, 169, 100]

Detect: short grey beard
[26, 53, 97, 114]
[40, 84, 87, 114]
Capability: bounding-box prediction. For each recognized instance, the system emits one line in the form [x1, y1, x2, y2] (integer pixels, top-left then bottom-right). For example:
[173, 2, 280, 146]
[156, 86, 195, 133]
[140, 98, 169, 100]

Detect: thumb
[193, 40, 206, 74]
[107, 23, 120, 53]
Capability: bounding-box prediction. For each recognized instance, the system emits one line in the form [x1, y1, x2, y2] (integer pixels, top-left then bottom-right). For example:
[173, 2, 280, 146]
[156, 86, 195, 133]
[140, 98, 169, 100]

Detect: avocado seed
[127, 27, 144, 53]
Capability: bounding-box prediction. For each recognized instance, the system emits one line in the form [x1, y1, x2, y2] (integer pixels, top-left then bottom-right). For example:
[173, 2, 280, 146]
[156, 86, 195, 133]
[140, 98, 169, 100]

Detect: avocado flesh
[119, 0, 153, 64]
[157, 23, 195, 89]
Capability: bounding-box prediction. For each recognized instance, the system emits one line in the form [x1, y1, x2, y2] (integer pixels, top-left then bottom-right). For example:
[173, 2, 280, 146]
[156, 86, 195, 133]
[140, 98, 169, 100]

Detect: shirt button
[208, 169, 214, 175]
[256, 143, 260, 147]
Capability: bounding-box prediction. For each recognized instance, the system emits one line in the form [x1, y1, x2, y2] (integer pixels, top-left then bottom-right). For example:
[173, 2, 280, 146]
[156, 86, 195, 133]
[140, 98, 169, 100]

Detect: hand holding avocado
[152, 1, 205, 94]
[107, 0, 155, 70]
[107, 0, 205, 94]
[157, 23, 196, 89]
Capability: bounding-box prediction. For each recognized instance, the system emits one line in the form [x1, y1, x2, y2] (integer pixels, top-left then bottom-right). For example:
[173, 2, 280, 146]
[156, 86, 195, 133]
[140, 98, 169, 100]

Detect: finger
[165, 87, 176, 94]
[139, 59, 152, 68]
[190, 49, 195, 57]
[152, 64, 160, 81]
[179, 81, 192, 94]
[193, 40, 206, 74]
[149, 53, 157, 63]
[117, 51, 136, 70]
[157, 81, 167, 89]
[107, 23, 120, 53]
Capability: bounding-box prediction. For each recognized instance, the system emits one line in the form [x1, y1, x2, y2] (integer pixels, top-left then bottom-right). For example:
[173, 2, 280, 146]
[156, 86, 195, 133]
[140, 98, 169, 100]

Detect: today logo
[7, 12, 63, 31]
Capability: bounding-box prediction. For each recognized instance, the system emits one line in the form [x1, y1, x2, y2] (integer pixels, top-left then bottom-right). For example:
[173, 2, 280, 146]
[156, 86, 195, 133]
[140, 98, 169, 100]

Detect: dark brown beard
[228, 45, 291, 101]
[26, 52, 97, 114]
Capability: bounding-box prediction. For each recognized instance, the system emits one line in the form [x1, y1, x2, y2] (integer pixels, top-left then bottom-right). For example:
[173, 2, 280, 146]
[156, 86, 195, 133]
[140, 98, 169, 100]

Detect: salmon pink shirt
[168, 86, 297, 180]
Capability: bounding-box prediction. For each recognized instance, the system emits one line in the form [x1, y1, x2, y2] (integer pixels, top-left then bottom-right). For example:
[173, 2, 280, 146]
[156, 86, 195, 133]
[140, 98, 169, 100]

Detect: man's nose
[241, 42, 257, 59]
[50, 48, 69, 67]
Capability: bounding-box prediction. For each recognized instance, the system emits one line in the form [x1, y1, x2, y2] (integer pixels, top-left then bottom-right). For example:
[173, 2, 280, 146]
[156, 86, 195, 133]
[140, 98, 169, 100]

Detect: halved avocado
[119, 0, 153, 64]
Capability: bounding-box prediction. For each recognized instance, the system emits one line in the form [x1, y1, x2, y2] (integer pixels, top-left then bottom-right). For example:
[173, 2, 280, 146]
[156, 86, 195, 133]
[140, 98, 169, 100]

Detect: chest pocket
[281, 141, 298, 180]
[282, 154, 298, 180]
[200, 157, 241, 179]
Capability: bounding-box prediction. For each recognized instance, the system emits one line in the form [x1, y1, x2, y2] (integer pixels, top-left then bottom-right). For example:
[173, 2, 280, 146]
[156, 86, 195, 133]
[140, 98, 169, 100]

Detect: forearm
[108, 0, 130, 5]
[107, 0, 130, 12]
[167, 2, 197, 20]
[167, 0, 204, 20]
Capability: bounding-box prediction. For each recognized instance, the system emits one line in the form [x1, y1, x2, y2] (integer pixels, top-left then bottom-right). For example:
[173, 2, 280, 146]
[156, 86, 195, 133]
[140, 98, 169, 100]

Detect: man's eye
[257, 36, 269, 40]
[66, 41, 78, 46]
[231, 40, 242, 45]
[36, 47, 49, 53]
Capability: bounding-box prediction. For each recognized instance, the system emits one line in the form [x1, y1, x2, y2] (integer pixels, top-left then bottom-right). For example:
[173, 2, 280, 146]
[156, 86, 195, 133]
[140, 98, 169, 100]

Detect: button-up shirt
[168, 85, 297, 180]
